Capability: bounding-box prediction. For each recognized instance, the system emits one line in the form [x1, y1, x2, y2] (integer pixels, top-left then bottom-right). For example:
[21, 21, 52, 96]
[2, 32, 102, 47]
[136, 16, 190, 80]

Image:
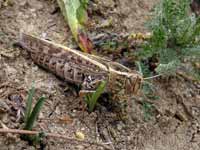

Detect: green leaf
[24, 82, 35, 124]
[57, 0, 80, 38]
[57, 0, 92, 53]
[85, 81, 106, 112]
[76, 1, 88, 25]
[24, 96, 46, 130]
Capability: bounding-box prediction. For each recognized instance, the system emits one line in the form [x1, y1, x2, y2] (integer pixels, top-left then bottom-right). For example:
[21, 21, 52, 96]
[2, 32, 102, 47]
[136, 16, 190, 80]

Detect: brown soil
[0, 0, 200, 150]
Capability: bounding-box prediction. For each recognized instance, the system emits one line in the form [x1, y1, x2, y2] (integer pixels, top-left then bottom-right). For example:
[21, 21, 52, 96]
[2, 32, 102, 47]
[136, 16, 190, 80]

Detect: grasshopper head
[107, 70, 143, 120]
[108, 70, 142, 95]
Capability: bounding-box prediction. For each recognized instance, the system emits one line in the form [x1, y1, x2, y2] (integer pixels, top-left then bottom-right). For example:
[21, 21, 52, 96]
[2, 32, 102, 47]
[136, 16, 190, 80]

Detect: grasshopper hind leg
[110, 95, 130, 120]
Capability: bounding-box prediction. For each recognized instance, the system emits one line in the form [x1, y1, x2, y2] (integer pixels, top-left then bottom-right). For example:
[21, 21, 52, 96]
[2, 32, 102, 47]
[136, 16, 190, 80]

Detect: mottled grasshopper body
[19, 33, 142, 118]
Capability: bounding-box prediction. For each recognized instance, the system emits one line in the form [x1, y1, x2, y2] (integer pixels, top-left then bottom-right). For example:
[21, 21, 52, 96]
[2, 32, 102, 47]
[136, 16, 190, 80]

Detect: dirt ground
[0, 0, 200, 150]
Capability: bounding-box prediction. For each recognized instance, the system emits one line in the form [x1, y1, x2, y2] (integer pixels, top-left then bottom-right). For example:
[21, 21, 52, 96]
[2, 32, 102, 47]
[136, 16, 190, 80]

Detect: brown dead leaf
[57, 114, 73, 124]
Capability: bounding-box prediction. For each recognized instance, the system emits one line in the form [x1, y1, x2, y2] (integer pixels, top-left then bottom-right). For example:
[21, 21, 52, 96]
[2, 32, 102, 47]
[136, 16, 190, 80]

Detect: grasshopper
[19, 33, 142, 119]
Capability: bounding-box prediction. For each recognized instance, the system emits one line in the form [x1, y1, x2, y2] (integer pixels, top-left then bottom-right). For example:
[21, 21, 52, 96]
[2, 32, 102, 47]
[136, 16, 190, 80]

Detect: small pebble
[75, 131, 85, 140]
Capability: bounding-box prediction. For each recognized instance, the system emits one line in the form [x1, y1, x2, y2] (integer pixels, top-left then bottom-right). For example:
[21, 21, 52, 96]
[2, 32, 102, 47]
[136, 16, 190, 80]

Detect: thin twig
[143, 74, 162, 80]
[0, 128, 111, 150]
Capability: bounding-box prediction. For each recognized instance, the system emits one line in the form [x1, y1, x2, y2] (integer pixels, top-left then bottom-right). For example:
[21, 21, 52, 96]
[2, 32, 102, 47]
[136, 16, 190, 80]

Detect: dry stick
[0, 128, 111, 150]
[143, 74, 162, 80]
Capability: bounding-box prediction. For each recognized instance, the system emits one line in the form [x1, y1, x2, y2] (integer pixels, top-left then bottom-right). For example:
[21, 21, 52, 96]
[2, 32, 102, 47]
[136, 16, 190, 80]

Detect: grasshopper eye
[88, 75, 92, 81]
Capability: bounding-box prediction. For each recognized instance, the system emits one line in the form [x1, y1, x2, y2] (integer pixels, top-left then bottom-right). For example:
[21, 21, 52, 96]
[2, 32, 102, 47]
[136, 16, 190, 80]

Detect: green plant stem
[24, 97, 45, 130]
[85, 81, 106, 112]
[24, 82, 35, 123]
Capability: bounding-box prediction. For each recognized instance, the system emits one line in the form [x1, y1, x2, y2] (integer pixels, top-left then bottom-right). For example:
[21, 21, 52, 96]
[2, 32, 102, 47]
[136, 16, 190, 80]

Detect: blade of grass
[87, 81, 106, 112]
[24, 82, 35, 123]
[24, 96, 46, 130]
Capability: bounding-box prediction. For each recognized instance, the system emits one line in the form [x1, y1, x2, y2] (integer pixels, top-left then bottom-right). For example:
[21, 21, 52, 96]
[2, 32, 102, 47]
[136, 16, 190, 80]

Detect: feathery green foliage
[142, 101, 153, 121]
[138, 0, 200, 77]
